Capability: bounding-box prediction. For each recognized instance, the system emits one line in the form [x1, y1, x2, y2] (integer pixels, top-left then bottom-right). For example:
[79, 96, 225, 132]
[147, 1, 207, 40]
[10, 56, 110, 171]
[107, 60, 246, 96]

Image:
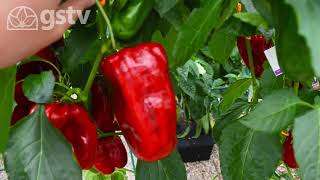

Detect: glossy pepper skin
[91, 78, 118, 132]
[283, 131, 299, 168]
[44, 104, 98, 169]
[101, 43, 177, 162]
[111, 0, 155, 40]
[237, 35, 273, 77]
[94, 136, 128, 174]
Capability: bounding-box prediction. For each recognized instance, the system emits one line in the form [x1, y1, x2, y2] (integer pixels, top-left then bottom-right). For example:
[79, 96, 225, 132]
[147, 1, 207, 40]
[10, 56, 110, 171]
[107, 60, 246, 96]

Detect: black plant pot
[177, 120, 215, 163]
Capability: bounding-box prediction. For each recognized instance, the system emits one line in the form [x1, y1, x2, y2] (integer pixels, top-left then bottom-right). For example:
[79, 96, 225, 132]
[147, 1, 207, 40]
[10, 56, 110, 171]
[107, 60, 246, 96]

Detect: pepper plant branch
[283, 163, 295, 180]
[98, 131, 123, 138]
[96, 0, 116, 50]
[293, 82, 299, 95]
[82, 47, 104, 103]
[245, 38, 258, 105]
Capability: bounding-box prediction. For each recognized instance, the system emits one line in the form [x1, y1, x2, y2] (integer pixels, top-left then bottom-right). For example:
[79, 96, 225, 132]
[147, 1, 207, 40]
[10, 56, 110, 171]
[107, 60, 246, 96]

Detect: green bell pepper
[111, 0, 155, 40]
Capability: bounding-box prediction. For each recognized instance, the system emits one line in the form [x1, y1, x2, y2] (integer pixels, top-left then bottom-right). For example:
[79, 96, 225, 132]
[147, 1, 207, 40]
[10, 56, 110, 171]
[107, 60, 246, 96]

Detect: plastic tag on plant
[264, 47, 283, 76]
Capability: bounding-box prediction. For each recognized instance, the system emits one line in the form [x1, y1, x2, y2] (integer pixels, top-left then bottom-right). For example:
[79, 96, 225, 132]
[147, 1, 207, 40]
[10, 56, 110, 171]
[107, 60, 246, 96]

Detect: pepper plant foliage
[1, 0, 320, 179]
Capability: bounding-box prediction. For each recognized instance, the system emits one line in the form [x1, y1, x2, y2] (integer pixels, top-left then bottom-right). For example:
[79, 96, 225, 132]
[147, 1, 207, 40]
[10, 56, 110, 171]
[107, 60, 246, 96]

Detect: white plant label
[264, 47, 283, 76]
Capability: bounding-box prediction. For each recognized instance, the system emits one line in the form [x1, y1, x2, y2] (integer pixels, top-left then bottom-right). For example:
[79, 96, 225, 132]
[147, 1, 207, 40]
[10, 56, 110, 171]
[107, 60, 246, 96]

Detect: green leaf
[217, 0, 239, 28]
[4, 105, 82, 180]
[136, 150, 187, 180]
[22, 71, 55, 103]
[259, 67, 283, 97]
[60, 27, 101, 72]
[208, 29, 236, 64]
[252, 0, 272, 25]
[0, 66, 16, 152]
[233, 12, 268, 28]
[241, 89, 301, 133]
[172, 0, 223, 68]
[220, 78, 251, 113]
[286, 1, 320, 78]
[271, 0, 314, 82]
[214, 99, 250, 143]
[293, 108, 320, 180]
[154, 0, 178, 17]
[220, 122, 282, 180]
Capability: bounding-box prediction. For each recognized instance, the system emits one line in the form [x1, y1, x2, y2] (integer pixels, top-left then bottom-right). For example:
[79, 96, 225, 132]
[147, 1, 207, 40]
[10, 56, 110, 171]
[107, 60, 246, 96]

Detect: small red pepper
[94, 136, 127, 174]
[237, 35, 273, 77]
[44, 104, 98, 169]
[11, 82, 35, 125]
[283, 131, 299, 168]
[91, 78, 118, 132]
[101, 43, 177, 162]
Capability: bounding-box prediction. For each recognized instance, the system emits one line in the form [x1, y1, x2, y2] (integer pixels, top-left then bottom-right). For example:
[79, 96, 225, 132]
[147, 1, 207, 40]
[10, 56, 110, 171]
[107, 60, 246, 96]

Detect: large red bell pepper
[101, 43, 177, 162]
[94, 136, 127, 174]
[91, 78, 118, 132]
[283, 131, 299, 168]
[237, 35, 273, 77]
[44, 104, 98, 169]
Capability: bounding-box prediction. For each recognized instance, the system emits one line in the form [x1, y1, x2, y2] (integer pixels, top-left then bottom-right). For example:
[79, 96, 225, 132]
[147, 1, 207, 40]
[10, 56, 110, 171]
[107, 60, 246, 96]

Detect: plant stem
[122, 168, 135, 174]
[245, 38, 258, 105]
[129, 150, 136, 174]
[98, 132, 123, 138]
[38, 59, 63, 82]
[96, 0, 116, 50]
[293, 82, 299, 95]
[82, 48, 104, 103]
[299, 101, 316, 109]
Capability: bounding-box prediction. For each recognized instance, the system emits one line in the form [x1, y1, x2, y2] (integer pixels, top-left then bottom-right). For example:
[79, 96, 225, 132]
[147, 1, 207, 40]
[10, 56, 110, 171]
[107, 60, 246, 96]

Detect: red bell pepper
[44, 104, 98, 169]
[91, 78, 118, 132]
[237, 35, 273, 77]
[11, 82, 35, 125]
[94, 136, 127, 174]
[101, 43, 177, 162]
[283, 131, 299, 168]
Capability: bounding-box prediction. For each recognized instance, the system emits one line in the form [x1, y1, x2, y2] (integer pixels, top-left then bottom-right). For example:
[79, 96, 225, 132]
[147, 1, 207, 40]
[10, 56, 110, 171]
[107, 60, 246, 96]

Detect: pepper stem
[82, 46, 105, 104]
[96, 0, 116, 50]
[293, 82, 299, 95]
[98, 132, 123, 138]
[245, 38, 258, 105]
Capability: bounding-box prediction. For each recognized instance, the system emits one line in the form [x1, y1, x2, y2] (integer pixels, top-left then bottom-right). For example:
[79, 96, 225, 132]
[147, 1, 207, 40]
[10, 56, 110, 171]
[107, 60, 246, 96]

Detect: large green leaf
[220, 122, 282, 180]
[172, 0, 223, 68]
[259, 67, 283, 97]
[233, 12, 268, 28]
[136, 150, 187, 180]
[242, 89, 301, 133]
[241, 89, 301, 133]
[4, 105, 82, 180]
[154, 0, 178, 17]
[293, 108, 320, 180]
[214, 99, 250, 143]
[60, 27, 101, 72]
[208, 28, 236, 64]
[271, 0, 314, 82]
[22, 71, 55, 104]
[0, 66, 16, 152]
[220, 78, 251, 113]
[286, 1, 320, 77]
[252, 0, 272, 25]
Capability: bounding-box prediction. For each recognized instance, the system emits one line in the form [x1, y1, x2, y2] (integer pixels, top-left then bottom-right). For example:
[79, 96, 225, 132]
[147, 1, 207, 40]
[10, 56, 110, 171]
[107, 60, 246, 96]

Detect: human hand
[0, 0, 95, 68]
